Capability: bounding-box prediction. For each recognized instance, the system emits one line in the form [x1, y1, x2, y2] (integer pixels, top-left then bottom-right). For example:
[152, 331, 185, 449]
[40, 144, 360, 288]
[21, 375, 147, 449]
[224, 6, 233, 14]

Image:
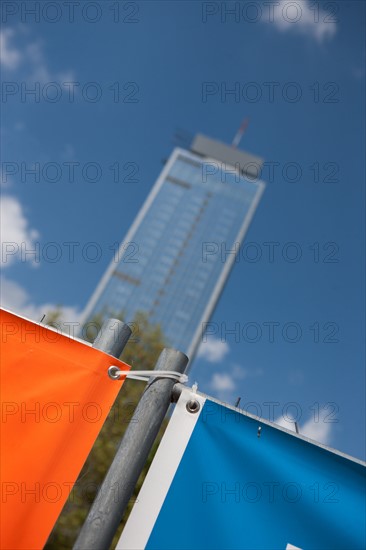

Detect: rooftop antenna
[232, 117, 249, 148]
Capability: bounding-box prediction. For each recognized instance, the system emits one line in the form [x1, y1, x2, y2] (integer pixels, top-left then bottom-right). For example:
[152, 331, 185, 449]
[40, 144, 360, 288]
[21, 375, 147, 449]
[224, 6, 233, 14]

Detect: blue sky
[1, 1, 365, 459]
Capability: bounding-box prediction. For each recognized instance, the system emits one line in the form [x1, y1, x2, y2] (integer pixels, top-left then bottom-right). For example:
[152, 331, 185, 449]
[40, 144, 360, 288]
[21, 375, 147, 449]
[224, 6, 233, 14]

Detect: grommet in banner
[108, 366, 121, 380]
[257, 426, 262, 438]
[186, 399, 200, 414]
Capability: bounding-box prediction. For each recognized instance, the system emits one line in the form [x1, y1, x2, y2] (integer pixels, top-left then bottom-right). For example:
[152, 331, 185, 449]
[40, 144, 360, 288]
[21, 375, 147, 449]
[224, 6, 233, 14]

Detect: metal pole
[73, 348, 188, 550]
[92, 318, 132, 357]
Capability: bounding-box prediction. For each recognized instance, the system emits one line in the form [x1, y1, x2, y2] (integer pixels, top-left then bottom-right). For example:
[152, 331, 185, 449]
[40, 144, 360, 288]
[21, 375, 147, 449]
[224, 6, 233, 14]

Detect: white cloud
[0, 28, 21, 69]
[232, 363, 264, 379]
[275, 409, 333, 445]
[209, 364, 262, 395]
[0, 195, 39, 268]
[197, 336, 230, 363]
[0, 194, 80, 330]
[206, 361, 264, 399]
[0, 275, 80, 327]
[210, 373, 236, 392]
[267, 0, 337, 42]
[25, 40, 73, 83]
[301, 413, 333, 445]
[0, 27, 73, 82]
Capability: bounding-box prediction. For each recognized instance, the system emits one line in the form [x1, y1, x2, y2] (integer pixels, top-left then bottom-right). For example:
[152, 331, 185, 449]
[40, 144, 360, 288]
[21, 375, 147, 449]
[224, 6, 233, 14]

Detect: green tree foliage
[45, 311, 166, 549]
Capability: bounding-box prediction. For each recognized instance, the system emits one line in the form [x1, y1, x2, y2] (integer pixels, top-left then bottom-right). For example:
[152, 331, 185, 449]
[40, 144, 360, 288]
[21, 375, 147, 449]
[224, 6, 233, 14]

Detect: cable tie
[108, 366, 188, 384]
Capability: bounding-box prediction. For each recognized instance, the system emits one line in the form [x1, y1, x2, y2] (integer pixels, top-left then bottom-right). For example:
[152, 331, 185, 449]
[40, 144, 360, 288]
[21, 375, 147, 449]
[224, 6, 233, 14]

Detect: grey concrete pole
[73, 347, 188, 550]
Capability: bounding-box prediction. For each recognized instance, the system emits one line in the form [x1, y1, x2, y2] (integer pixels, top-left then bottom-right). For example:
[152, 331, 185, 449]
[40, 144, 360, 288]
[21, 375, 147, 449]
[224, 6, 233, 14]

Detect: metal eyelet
[108, 366, 121, 380]
[186, 399, 200, 414]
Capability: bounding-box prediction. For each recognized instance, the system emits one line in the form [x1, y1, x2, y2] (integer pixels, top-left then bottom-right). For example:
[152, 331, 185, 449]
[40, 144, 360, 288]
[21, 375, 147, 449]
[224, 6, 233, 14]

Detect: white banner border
[116, 388, 206, 550]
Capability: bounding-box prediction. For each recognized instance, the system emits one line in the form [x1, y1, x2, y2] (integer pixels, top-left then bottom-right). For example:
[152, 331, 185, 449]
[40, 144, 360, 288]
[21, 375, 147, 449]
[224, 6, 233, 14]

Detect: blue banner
[117, 389, 366, 550]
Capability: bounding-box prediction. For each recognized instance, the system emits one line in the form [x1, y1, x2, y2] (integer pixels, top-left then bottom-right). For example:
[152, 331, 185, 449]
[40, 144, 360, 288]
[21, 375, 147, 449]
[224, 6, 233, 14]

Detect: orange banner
[0, 308, 130, 550]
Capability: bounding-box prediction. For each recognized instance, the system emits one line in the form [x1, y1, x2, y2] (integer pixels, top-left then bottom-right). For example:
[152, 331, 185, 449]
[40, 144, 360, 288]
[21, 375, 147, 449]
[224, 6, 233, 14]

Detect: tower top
[190, 133, 263, 179]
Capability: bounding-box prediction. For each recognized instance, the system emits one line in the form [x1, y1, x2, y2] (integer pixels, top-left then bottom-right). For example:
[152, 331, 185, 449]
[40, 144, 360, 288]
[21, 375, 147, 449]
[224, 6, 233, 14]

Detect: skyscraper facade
[81, 134, 265, 359]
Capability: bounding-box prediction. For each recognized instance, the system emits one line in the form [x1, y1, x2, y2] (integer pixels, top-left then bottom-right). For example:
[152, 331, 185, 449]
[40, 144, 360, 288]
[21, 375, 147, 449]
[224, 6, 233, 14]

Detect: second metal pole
[73, 347, 188, 550]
